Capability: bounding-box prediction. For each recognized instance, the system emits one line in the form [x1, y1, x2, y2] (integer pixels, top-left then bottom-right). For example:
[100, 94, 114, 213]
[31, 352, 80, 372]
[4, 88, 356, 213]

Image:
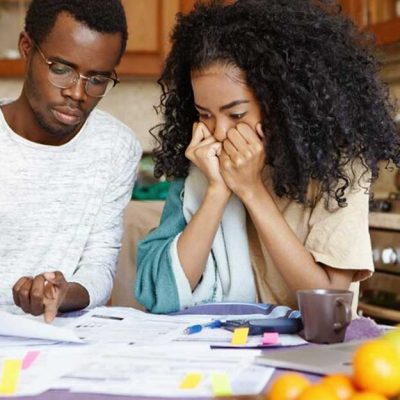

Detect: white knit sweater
[0, 101, 142, 308]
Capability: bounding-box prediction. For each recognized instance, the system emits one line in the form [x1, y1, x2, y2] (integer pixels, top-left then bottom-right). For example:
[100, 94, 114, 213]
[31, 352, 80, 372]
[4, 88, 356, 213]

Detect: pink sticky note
[262, 332, 279, 345]
[22, 351, 40, 370]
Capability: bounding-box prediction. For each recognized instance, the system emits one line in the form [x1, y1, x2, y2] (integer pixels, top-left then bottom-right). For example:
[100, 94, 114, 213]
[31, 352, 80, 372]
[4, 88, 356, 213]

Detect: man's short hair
[25, 0, 128, 62]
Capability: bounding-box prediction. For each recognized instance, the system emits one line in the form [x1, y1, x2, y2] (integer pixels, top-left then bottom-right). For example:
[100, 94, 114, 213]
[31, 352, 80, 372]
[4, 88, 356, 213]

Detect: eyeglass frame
[32, 41, 120, 98]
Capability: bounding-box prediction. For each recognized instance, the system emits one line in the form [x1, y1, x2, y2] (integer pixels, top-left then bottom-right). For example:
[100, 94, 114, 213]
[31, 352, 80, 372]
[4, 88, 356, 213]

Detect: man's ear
[19, 31, 34, 60]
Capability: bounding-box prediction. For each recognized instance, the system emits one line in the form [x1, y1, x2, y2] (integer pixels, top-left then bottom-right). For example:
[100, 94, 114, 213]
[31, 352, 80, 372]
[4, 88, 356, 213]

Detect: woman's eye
[231, 113, 246, 120]
[198, 113, 211, 120]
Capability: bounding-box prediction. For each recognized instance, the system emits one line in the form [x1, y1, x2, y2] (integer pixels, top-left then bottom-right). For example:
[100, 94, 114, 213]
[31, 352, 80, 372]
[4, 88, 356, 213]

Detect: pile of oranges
[266, 327, 400, 400]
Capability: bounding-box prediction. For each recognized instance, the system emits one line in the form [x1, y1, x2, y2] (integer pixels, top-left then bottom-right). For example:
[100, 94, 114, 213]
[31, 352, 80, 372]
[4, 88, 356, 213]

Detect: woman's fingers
[256, 122, 264, 138]
[186, 123, 217, 162]
[189, 122, 212, 147]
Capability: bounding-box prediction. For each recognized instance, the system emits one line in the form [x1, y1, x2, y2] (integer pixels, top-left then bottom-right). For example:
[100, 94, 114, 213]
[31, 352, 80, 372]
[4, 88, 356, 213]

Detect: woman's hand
[185, 122, 230, 193]
[219, 122, 265, 200]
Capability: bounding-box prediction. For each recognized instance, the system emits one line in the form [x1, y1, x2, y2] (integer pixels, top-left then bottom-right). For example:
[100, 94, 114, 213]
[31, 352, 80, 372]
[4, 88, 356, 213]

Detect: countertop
[369, 212, 400, 230]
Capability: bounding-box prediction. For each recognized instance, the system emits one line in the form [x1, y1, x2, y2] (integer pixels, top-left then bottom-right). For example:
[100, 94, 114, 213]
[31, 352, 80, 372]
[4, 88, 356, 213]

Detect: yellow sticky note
[231, 327, 249, 345]
[211, 372, 232, 396]
[179, 372, 203, 389]
[0, 359, 22, 395]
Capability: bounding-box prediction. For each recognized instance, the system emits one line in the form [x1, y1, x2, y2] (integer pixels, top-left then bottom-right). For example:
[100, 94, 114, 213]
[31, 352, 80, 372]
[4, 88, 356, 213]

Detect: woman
[135, 0, 399, 314]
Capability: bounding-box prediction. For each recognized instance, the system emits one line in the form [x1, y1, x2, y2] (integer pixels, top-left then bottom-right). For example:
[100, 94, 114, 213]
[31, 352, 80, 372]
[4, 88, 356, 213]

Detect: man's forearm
[59, 282, 90, 312]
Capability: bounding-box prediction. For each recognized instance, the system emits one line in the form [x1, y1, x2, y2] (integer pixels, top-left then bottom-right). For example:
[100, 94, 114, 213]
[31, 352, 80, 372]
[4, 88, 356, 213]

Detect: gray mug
[297, 289, 353, 344]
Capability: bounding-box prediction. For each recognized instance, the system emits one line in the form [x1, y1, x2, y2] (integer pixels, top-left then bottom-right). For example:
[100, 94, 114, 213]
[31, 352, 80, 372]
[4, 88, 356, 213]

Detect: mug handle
[333, 297, 352, 331]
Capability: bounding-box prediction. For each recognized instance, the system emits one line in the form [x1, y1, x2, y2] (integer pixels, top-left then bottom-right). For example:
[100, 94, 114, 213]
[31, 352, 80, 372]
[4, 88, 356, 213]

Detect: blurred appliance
[359, 190, 400, 324]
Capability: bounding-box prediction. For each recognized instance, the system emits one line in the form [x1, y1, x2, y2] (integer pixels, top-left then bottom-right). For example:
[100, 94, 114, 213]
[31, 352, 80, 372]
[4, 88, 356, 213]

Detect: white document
[174, 327, 307, 347]
[69, 306, 306, 347]
[0, 307, 300, 397]
[0, 310, 84, 344]
[57, 343, 274, 397]
[0, 336, 58, 347]
[0, 346, 88, 397]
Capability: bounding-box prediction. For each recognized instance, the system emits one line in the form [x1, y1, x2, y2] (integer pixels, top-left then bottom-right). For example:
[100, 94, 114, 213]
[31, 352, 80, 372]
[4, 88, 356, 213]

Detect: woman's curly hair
[152, 0, 400, 206]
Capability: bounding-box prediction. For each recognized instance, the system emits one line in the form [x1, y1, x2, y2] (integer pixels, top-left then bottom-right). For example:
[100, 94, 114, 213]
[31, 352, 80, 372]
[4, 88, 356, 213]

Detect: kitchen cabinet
[340, 0, 400, 45]
[338, 1, 400, 90]
[0, 0, 196, 78]
[0, 0, 29, 77]
[118, 0, 184, 77]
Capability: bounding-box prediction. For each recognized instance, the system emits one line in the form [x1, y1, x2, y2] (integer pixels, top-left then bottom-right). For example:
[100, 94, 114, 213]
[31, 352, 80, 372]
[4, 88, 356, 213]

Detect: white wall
[0, 77, 162, 152]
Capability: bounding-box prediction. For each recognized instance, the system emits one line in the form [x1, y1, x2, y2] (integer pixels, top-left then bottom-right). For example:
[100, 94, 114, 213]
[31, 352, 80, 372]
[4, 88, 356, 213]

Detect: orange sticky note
[231, 327, 249, 345]
[179, 372, 203, 389]
[211, 372, 232, 396]
[0, 359, 22, 395]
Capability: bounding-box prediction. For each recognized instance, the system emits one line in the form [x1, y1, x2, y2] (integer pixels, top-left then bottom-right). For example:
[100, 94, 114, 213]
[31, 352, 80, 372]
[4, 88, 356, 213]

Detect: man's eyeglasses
[33, 43, 120, 98]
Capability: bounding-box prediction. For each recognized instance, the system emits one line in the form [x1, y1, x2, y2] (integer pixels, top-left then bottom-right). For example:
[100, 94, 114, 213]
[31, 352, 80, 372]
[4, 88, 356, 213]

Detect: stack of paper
[0, 306, 307, 397]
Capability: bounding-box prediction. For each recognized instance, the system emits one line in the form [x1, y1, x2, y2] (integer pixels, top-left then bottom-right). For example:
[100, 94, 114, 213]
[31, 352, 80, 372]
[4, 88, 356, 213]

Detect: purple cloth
[344, 316, 384, 341]
[173, 302, 287, 315]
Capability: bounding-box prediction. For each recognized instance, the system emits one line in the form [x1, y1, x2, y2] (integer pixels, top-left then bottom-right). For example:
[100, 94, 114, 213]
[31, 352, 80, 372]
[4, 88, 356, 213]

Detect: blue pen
[183, 320, 222, 335]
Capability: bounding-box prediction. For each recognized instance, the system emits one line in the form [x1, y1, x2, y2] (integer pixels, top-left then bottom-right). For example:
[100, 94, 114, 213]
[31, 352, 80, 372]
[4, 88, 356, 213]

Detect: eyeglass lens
[48, 62, 115, 97]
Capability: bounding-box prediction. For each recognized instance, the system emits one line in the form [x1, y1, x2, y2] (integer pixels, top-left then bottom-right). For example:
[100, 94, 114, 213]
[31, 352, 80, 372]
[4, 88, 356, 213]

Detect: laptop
[255, 339, 366, 375]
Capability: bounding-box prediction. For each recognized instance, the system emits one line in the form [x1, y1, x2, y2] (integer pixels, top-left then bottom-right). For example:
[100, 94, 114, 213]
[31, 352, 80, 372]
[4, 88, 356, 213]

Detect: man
[0, 0, 142, 322]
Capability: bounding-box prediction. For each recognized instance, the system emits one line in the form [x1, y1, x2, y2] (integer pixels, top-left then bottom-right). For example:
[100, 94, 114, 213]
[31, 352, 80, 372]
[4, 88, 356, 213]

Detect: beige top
[248, 168, 374, 315]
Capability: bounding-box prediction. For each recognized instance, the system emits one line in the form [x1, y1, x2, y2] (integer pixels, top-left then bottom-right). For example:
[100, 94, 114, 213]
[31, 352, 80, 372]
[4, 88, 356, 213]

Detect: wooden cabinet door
[340, 0, 368, 28]
[118, 0, 180, 76]
[340, 0, 400, 45]
[117, 0, 197, 76]
[0, 0, 190, 77]
[0, 0, 29, 77]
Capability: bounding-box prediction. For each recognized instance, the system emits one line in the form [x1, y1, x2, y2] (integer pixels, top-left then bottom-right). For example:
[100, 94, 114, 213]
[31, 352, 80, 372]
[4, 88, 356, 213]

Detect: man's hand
[12, 271, 69, 323]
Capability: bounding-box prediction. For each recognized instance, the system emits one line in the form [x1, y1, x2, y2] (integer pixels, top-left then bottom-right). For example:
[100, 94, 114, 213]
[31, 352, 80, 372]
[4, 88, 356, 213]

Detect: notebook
[255, 339, 366, 375]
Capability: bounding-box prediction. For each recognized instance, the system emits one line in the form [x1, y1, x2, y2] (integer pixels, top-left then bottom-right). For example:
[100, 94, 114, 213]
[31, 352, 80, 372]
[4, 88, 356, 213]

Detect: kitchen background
[1, 0, 400, 319]
[0, 0, 399, 192]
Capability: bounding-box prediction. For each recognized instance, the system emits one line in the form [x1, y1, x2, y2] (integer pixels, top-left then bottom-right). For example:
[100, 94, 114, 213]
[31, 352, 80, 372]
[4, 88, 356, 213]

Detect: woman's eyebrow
[220, 100, 249, 111]
[195, 100, 250, 111]
[194, 103, 209, 111]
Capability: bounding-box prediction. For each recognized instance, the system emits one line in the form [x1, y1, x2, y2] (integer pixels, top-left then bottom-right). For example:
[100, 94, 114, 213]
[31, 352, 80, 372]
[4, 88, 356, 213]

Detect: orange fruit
[321, 374, 356, 400]
[266, 372, 311, 400]
[383, 328, 400, 358]
[296, 383, 339, 400]
[352, 339, 400, 397]
[349, 391, 388, 400]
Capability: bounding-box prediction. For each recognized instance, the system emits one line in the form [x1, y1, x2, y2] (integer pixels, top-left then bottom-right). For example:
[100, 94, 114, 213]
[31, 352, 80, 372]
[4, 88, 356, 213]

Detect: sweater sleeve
[71, 132, 142, 308]
[135, 179, 187, 313]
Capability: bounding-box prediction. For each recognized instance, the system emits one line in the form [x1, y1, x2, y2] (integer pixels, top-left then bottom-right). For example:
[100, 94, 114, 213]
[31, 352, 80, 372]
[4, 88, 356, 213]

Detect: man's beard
[33, 107, 79, 139]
